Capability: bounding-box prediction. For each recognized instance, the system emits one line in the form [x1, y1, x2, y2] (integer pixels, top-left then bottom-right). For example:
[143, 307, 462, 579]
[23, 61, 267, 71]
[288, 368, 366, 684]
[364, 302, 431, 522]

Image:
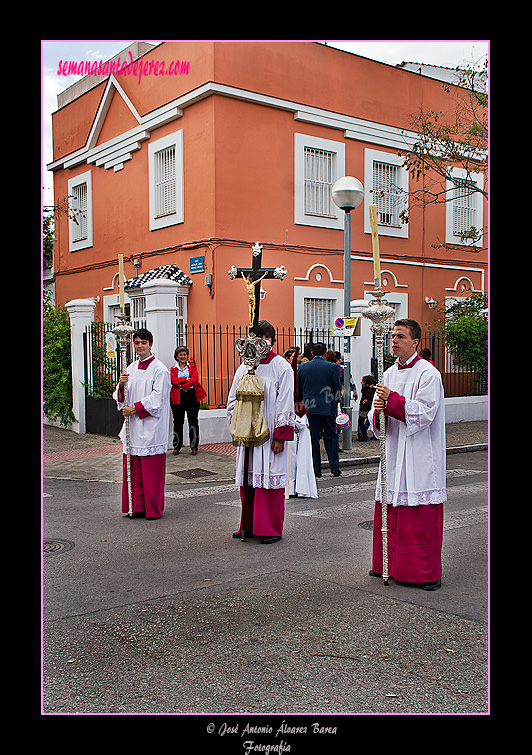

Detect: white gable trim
[47, 81, 419, 174]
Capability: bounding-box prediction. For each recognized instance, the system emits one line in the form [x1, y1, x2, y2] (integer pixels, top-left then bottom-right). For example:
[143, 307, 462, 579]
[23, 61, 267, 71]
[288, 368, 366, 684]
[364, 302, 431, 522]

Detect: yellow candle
[118, 254, 125, 309]
[368, 204, 381, 282]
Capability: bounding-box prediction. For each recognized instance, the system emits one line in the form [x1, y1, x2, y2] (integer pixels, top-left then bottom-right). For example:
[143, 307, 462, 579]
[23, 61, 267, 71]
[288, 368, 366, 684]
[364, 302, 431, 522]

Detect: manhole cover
[358, 520, 374, 531]
[43, 539, 75, 555]
[170, 468, 215, 479]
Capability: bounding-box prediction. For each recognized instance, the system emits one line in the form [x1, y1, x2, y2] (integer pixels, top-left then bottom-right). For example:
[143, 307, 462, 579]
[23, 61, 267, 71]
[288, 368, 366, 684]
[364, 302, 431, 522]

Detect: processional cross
[228, 242, 287, 334]
[228, 244, 287, 543]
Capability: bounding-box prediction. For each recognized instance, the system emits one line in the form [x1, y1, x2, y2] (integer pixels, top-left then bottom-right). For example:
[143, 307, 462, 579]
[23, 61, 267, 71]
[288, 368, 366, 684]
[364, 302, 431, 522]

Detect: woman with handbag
[170, 346, 207, 455]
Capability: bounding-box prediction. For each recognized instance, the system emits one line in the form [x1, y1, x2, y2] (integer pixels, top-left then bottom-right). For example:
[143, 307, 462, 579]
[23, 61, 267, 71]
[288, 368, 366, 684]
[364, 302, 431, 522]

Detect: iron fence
[84, 322, 487, 408]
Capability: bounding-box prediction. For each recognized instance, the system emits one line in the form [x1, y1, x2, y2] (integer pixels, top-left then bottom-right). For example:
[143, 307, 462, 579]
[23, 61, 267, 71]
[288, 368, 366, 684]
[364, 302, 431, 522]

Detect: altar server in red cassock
[113, 329, 171, 519]
[368, 319, 446, 590]
[226, 321, 295, 544]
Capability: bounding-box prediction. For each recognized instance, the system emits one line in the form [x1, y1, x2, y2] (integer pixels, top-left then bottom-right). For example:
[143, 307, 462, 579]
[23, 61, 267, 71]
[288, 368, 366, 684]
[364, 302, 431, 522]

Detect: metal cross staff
[228, 243, 287, 541]
[362, 207, 395, 584]
[228, 242, 287, 333]
[113, 256, 135, 517]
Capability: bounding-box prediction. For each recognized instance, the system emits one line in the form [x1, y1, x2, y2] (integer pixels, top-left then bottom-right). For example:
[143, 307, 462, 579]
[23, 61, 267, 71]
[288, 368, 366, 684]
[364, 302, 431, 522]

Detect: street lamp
[332, 176, 364, 450]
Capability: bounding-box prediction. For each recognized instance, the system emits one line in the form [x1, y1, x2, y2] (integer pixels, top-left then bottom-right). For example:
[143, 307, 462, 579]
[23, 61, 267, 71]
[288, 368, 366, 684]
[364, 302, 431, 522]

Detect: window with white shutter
[68, 170, 93, 252]
[304, 147, 336, 218]
[304, 298, 333, 331]
[148, 131, 184, 231]
[373, 161, 400, 226]
[131, 296, 146, 330]
[71, 183, 88, 241]
[154, 146, 176, 218]
[294, 134, 344, 230]
[452, 178, 477, 236]
[364, 148, 409, 240]
[445, 168, 484, 245]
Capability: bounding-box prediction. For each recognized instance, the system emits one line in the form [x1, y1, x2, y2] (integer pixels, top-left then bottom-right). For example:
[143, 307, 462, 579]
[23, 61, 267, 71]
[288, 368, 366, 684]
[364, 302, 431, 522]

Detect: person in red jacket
[170, 346, 207, 455]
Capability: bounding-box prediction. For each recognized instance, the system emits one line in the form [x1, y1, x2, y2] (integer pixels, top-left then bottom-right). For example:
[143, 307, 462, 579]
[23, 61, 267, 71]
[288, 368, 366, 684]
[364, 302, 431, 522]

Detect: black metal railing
[84, 322, 487, 407]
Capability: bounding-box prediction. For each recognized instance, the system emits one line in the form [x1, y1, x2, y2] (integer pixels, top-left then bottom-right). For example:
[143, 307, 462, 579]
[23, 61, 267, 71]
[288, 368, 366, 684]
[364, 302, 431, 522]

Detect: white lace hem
[236, 471, 288, 490]
[375, 487, 446, 506]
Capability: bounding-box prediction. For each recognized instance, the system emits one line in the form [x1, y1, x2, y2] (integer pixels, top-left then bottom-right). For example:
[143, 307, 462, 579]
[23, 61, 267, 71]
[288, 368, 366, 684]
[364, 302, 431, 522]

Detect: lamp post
[332, 176, 364, 450]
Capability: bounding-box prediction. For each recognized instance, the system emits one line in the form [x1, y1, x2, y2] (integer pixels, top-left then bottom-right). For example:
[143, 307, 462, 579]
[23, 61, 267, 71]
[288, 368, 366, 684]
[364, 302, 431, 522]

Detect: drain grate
[358, 520, 374, 531]
[170, 468, 215, 479]
[43, 539, 75, 555]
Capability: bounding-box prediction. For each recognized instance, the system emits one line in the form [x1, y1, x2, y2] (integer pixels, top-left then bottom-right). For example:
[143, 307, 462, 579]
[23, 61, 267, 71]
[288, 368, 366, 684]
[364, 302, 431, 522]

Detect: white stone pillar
[65, 298, 96, 434]
[141, 278, 178, 370]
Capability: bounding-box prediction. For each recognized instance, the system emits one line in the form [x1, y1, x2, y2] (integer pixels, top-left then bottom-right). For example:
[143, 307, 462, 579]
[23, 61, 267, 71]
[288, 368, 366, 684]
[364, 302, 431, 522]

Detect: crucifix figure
[228, 242, 287, 332]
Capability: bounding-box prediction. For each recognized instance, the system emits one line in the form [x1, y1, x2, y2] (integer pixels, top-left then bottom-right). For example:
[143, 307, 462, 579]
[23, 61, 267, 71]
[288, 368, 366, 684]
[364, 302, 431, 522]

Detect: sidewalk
[42, 420, 488, 485]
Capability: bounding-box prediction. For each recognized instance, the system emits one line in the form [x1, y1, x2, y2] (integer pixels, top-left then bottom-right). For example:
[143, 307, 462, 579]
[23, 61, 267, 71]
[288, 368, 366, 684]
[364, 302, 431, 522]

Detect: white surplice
[288, 415, 318, 498]
[113, 357, 171, 456]
[227, 353, 295, 489]
[368, 357, 446, 507]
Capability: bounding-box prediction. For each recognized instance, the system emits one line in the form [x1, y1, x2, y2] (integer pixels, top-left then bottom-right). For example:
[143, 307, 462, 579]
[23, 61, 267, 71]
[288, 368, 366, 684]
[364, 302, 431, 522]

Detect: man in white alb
[368, 319, 446, 590]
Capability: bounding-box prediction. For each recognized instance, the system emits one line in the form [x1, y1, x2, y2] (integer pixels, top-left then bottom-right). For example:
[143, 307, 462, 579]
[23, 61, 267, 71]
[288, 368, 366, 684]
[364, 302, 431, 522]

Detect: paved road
[42, 450, 488, 721]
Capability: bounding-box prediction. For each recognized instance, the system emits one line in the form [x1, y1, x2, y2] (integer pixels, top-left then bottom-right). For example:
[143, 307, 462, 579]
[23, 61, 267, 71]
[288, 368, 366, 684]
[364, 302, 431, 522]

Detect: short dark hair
[174, 345, 189, 359]
[362, 374, 376, 385]
[256, 320, 276, 345]
[133, 328, 153, 345]
[311, 342, 327, 357]
[394, 319, 421, 344]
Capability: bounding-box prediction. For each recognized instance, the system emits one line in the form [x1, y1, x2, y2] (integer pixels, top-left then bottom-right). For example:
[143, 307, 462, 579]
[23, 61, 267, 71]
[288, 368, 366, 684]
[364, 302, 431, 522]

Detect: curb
[326, 442, 488, 470]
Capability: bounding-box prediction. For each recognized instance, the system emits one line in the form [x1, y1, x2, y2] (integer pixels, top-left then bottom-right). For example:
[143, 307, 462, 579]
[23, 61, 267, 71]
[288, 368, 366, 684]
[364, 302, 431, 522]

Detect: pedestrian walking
[297, 342, 342, 477]
[357, 374, 376, 441]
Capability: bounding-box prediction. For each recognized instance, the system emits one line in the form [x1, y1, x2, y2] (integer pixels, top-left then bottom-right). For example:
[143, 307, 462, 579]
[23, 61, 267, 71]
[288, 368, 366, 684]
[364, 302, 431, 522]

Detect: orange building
[47, 41, 487, 406]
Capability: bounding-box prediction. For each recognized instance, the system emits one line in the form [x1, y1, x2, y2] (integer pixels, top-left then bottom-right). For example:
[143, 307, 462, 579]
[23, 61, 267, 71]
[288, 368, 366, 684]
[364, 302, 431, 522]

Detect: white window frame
[294, 133, 345, 229]
[148, 130, 184, 231]
[294, 285, 344, 331]
[445, 167, 484, 245]
[68, 170, 93, 252]
[364, 148, 409, 240]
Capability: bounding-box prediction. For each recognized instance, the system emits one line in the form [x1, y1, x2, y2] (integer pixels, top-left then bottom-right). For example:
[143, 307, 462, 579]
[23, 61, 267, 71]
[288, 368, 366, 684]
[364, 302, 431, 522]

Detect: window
[453, 180, 476, 236]
[148, 131, 184, 230]
[445, 168, 484, 245]
[295, 134, 345, 229]
[304, 147, 336, 218]
[131, 296, 146, 330]
[71, 183, 87, 241]
[68, 171, 93, 251]
[304, 298, 333, 331]
[373, 161, 401, 226]
[364, 149, 408, 240]
[154, 145, 176, 218]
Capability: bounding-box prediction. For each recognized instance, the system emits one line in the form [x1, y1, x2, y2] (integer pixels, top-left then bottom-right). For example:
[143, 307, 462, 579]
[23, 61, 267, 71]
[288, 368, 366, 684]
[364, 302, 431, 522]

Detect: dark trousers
[358, 412, 370, 439]
[308, 413, 340, 476]
[171, 390, 199, 451]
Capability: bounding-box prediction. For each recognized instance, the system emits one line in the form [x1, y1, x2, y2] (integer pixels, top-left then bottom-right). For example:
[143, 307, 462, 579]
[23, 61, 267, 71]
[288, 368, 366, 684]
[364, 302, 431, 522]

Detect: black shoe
[232, 531, 256, 538]
[422, 579, 442, 591]
[260, 536, 282, 544]
[331, 468, 341, 476]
